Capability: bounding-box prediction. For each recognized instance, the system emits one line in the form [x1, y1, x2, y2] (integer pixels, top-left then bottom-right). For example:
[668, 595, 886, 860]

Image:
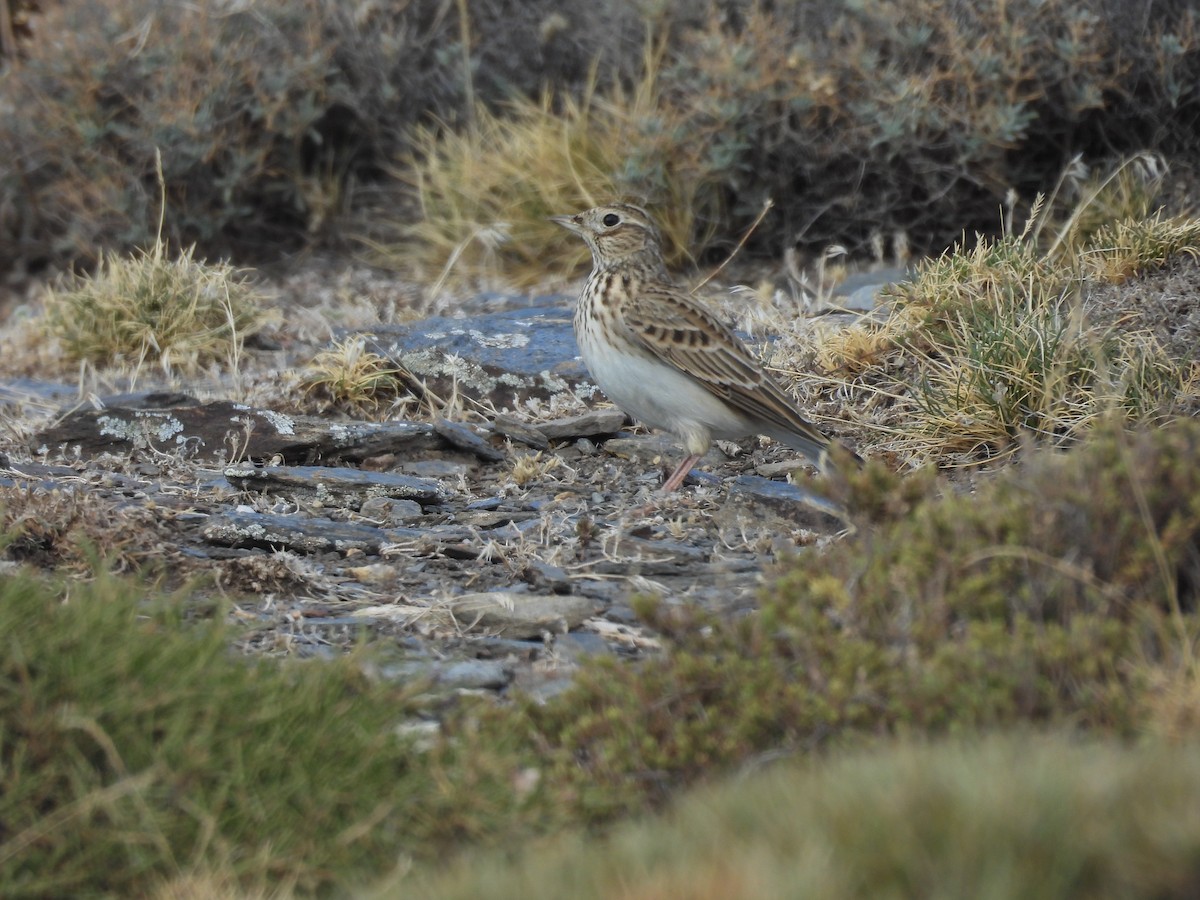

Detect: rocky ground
[7, 250, 1196, 706]
[0, 268, 891, 705]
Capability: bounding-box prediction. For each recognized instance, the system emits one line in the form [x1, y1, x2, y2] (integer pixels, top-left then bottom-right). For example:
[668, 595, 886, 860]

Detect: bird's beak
[549, 213, 582, 234]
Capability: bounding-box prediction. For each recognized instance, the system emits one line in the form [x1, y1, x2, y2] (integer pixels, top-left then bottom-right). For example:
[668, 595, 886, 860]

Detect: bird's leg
[660, 453, 702, 493]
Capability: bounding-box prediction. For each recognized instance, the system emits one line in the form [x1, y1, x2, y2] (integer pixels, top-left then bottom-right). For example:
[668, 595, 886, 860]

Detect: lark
[552, 202, 859, 492]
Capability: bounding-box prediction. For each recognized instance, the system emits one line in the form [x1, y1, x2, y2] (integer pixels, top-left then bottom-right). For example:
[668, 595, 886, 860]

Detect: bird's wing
[620, 282, 835, 458]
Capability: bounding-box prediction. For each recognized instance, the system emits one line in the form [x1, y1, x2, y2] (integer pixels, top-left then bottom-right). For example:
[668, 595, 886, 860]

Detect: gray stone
[537, 409, 628, 441]
[437, 659, 513, 690]
[455, 509, 540, 528]
[379, 658, 513, 691]
[830, 266, 910, 312]
[601, 434, 727, 470]
[34, 401, 442, 463]
[202, 509, 472, 556]
[225, 464, 450, 507]
[723, 475, 847, 530]
[492, 414, 551, 450]
[397, 459, 473, 480]
[359, 306, 594, 410]
[449, 591, 596, 638]
[359, 496, 425, 524]
[93, 391, 201, 410]
[556, 632, 612, 659]
[466, 497, 502, 510]
[432, 418, 505, 462]
[520, 560, 572, 593]
[0, 378, 80, 408]
[755, 459, 817, 479]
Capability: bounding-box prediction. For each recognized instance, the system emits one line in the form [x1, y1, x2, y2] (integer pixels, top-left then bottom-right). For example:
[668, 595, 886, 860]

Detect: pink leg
[660, 453, 702, 493]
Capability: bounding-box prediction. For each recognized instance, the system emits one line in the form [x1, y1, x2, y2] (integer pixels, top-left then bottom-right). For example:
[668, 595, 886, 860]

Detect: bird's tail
[766, 426, 863, 472]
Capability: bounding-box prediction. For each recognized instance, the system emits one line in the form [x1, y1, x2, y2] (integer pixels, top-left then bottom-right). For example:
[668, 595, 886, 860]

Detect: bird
[550, 201, 859, 493]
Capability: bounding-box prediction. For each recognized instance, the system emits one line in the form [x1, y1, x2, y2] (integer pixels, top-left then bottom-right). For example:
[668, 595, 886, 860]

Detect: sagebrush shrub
[0, 0, 652, 276]
[659, 0, 1200, 258]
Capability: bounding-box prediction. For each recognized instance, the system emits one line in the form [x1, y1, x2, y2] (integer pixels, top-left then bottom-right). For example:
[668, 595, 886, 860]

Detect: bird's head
[550, 203, 667, 272]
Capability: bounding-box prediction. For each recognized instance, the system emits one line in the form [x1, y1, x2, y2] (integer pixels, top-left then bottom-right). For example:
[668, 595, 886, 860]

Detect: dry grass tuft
[1036, 152, 1170, 258]
[1084, 212, 1200, 283]
[810, 184, 1200, 462]
[0, 484, 174, 574]
[375, 43, 714, 292]
[509, 451, 562, 487]
[41, 240, 268, 379]
[299, 336, 414, 419]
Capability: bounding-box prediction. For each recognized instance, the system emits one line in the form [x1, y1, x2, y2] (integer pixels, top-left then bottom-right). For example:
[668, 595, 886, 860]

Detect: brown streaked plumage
[551, 202, 860, 492]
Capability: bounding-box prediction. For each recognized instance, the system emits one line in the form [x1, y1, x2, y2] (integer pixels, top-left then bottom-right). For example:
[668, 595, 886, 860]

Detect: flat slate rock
[432, 417, 505, 462]
[0, 460, 96, 491]
[723, 474, 847, 530]
[536, 409, 628, 441]
[377, 658, 514, 691]
[224, 464, 451, 507]
[202, 509, 471, 556]
[0, 378, 81, 407]
[827, 266, 911, 312]
[92, 391, 202, 410]
[34, 401, 442, 463]
[360, 305, 598, 409]
[449, 591, 596, 638]
[491, 414, 551, 450]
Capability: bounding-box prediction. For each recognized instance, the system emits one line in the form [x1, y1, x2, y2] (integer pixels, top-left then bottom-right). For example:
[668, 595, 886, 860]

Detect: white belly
[578, 329, 755, 454]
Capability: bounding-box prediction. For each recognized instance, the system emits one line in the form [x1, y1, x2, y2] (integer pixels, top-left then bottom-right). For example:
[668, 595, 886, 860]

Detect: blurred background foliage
[1, 0, 1197, 281]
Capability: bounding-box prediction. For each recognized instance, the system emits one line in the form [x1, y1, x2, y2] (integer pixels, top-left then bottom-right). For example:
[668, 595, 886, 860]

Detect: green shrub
[398, 0, 1200, 282]
[418, 736, 1200, 900]
[0, 0, 654, 277]
[4, 1, 371, 270]
[7, 0, 1200, 281]
[0, 569, 536, 896]
[659, 0, 1200, 257]
[504, 421, 1200, 819]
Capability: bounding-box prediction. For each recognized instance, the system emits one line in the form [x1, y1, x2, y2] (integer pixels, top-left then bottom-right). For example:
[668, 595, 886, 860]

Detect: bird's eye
[602, 213, 620, 227]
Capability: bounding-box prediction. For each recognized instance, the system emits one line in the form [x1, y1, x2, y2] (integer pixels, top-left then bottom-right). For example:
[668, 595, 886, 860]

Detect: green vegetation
[0, 569, 487, 897]
[4, 418, 1198, 895]
[0, 0, 648, 275]
[503, 420, 1199, 819]
[1, 0, 451, 270]
[394, 0, 1200, 283]
[416, 736, 1200, 900]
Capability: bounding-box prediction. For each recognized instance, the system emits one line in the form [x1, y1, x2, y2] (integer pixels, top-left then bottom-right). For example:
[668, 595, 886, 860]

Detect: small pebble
[360, 496, 424, 524]
[466, 496, 503, 510]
